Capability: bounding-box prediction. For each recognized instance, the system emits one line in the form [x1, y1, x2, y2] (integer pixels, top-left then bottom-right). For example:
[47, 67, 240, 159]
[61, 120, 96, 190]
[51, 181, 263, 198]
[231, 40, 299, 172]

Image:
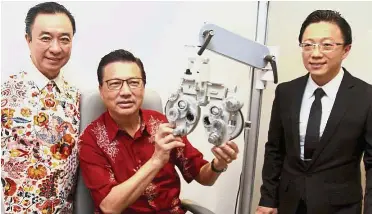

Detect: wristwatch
[211, 158, 227, 173]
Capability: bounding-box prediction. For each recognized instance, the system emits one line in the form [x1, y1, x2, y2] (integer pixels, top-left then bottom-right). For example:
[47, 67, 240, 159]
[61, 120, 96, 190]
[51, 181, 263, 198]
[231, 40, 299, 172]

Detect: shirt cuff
[258, 197, 278, 208]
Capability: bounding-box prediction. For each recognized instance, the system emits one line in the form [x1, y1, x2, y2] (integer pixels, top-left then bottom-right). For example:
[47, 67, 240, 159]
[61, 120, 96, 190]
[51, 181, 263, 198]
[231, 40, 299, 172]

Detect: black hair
[97, 49, 147, 86]
[299, 10, 352, 45]
[25, 2, 76, 39]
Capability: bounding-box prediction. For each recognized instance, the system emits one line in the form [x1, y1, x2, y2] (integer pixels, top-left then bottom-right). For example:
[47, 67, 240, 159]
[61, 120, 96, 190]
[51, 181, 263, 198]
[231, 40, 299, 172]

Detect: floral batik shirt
[79, 109, 209, 214]
[1, 67, 81, 214]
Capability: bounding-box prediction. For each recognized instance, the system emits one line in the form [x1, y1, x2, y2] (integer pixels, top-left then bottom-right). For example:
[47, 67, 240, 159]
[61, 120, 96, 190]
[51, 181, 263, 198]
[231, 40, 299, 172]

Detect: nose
[49, 39, 62, 54]
[119, 81, 132, 97]
[311, 44, 323, 58]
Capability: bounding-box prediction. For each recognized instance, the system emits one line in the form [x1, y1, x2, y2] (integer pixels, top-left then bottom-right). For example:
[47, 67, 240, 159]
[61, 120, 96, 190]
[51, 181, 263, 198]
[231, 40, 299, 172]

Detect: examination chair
[74, 88, 215, 214]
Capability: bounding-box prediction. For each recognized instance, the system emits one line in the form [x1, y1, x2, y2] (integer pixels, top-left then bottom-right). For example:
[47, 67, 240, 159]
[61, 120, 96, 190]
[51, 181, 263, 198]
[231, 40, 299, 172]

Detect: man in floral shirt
[79, 49, 240, 214]
[1, 2, 80, 213]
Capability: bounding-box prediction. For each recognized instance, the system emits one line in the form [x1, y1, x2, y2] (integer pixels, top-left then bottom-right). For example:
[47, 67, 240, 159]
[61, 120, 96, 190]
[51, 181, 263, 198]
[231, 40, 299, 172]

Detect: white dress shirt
[299, 69, 344, 160]
[23, 59, 66, 93]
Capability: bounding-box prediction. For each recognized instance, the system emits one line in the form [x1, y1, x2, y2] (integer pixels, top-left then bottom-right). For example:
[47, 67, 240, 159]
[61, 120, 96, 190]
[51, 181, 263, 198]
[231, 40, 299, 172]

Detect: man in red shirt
[79, 49, 240, 214]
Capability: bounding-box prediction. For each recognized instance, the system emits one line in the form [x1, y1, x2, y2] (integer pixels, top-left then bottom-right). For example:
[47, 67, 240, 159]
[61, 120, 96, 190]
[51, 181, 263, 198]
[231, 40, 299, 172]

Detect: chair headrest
[80, 88, 163, 131]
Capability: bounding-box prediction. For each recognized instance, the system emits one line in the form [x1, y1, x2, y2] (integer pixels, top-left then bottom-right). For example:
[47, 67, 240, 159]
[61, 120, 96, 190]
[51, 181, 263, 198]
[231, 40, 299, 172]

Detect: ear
[25, 33, 33, 50]
[25, 33, 31, 43]
[341, 44, 352, 60]
[99, 85, 104, 100]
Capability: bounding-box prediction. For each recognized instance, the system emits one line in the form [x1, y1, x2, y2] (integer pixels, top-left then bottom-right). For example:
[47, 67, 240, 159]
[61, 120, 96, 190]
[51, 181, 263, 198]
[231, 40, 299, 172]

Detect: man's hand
[211, 141, 239, 170]
[151, 123, 184, 167]
[255, 206, 278, 214]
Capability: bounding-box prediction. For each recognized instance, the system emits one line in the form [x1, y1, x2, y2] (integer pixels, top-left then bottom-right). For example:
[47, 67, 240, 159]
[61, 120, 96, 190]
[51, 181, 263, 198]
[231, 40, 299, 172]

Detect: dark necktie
[304, 88, 325, 160]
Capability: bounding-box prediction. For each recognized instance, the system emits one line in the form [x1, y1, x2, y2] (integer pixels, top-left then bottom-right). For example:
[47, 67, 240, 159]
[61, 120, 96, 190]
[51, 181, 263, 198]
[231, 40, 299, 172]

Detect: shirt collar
[104, 109, 149, 142]
[24, 58, 66, 93]
[304, 68, 344, 101]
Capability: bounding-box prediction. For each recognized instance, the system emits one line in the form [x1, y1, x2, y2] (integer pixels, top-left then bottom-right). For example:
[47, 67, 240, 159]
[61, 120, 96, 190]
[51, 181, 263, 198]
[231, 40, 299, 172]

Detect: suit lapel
[290, 74, 309, 166]
[305, 69, 356, 170]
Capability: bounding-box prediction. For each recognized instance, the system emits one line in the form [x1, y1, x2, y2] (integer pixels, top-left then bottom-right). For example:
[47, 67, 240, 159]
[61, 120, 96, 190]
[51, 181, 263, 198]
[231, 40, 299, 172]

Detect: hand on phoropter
[151, 123, 184, 167]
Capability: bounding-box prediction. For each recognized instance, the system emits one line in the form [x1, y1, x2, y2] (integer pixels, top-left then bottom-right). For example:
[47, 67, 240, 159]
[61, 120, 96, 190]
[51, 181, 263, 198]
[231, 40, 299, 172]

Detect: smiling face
[301, 21, 351, 85]
[99, 61, 145, 120]
[26, 13, 73, 79]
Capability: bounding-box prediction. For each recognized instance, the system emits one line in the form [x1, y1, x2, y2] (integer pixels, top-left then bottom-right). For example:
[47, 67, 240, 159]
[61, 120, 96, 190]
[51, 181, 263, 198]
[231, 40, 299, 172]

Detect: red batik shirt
[79, 109, 209, 214]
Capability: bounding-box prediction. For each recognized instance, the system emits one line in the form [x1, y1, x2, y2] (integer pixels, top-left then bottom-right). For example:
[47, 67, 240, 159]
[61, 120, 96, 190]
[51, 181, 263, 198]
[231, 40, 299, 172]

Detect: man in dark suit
[256, 10, 372, 214]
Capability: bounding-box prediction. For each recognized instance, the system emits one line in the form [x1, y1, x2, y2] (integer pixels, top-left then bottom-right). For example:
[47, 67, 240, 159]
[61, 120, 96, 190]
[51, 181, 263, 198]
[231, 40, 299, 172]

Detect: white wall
[1, 1, 260, 213]
[252, 1, 372, 213]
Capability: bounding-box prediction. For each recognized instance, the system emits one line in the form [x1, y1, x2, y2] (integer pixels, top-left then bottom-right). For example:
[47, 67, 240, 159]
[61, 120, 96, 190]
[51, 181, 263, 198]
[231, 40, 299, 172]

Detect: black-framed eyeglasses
[299, 42, 344, 53]
[105, 78, 144, 90]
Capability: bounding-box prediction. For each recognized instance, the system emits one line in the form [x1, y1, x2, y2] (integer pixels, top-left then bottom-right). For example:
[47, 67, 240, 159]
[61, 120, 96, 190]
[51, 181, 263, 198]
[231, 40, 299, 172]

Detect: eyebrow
[39, 31, 72, 37]
[105, 77, 142, 82]
[107, 77, 142, 80]
[303, 37, 334, 42]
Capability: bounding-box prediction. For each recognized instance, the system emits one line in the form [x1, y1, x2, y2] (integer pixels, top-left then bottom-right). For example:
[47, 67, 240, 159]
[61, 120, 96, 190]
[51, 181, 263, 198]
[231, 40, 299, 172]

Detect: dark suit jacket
[259, 68, 372, 214]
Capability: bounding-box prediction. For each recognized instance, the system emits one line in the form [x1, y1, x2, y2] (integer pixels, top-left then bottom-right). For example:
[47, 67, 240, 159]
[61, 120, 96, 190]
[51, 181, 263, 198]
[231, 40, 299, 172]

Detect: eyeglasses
[299, 42, 344, 53]
[105, 78, 144, 90]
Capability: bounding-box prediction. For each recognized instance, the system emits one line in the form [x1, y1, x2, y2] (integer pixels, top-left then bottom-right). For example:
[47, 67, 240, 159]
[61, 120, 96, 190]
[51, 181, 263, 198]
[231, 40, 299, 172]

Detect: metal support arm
[198, 22, 277, 84]
[197, 2, 273, 213]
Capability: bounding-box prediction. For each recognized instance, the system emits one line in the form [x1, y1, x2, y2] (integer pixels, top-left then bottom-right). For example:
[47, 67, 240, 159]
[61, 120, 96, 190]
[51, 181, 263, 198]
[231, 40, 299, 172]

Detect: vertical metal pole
[238, 1, 270, 214]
